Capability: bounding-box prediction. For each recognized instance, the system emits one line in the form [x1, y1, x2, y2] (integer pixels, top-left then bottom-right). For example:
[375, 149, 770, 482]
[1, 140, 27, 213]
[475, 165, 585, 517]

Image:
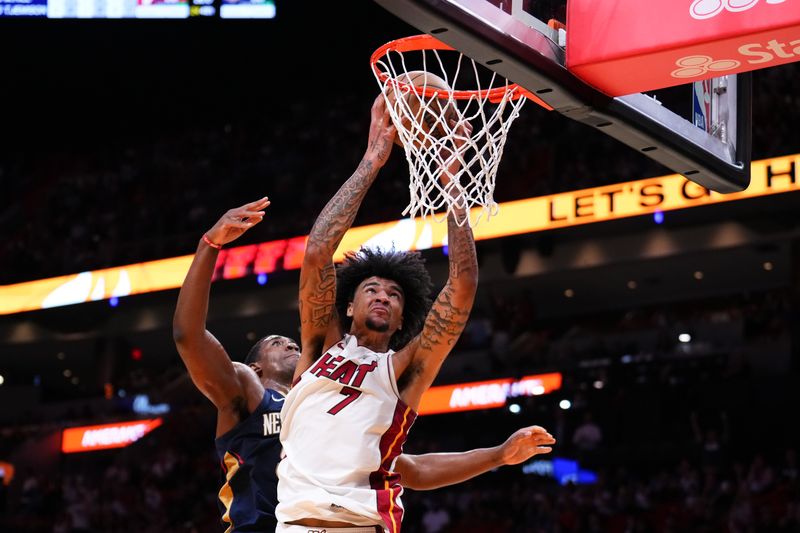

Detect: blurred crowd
[2, 17, 798, 532]
[1, 286, 795, 532]
[3, 407, 222, 533]
[2, 64, 797, 286]
[400, 445, 800, 533]
[5, 408, 799, 533]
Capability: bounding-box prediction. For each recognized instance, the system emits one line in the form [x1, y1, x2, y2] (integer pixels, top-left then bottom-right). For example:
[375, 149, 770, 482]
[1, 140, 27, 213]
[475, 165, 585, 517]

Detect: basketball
[386, 70, 456, 147]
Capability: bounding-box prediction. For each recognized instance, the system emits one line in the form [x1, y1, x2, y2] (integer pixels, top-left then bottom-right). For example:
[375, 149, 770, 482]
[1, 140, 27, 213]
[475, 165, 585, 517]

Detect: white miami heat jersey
[276, 334, 417, 533]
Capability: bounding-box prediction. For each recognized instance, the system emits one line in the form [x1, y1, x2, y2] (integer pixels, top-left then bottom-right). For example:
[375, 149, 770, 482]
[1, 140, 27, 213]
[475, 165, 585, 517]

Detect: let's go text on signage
[1, 154, 797, 315]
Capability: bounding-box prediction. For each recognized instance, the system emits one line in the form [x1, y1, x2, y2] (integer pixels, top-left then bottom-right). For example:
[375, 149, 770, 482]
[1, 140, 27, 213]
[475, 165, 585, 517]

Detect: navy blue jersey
[215, 389, 285, 532]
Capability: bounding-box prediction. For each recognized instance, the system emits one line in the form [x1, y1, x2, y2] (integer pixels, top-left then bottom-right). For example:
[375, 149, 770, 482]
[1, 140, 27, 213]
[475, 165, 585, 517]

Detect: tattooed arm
[295, 95, 396, 381]
[395, 120, 478, 411]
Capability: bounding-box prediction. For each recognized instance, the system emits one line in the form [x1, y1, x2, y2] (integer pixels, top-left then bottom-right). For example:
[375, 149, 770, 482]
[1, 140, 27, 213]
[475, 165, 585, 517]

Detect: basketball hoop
[371, 34, 531, 227]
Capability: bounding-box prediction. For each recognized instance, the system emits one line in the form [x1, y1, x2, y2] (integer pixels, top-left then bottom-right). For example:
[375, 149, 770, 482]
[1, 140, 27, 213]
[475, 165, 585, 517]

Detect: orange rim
[371, 34, 528, 103]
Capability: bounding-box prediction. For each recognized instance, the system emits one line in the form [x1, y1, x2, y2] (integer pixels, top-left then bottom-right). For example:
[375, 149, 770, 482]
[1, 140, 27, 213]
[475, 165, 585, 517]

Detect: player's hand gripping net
[372, 34, 529, 227]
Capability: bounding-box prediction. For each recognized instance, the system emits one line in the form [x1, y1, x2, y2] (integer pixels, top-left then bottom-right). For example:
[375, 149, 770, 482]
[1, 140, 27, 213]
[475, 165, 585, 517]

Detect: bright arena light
[678, 333, 692, 343]
[509, 403, 521, 414]
[559, 399, 572, 410]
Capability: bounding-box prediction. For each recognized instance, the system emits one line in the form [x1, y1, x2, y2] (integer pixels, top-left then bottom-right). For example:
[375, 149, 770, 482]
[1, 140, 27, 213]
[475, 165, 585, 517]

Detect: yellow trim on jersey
[382, 406, 412, 465]
[385, 482, 399, 533]
[219, 452, 241, 533]
[383, 405, 412, 533]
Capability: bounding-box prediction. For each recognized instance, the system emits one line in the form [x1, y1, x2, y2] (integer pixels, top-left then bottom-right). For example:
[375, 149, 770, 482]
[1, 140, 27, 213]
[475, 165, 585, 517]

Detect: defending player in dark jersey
[173, 197, 290, 531]
[213, 342, 289, 532]
[174, 197, 556, 532]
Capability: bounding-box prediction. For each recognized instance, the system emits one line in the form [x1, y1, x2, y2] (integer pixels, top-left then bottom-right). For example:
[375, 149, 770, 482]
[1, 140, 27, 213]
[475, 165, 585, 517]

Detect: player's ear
[249, 362, 262, 376]
[346, 302, 354, 317]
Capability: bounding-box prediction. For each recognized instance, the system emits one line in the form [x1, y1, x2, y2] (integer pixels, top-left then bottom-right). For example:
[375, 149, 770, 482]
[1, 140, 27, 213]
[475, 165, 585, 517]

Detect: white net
[373, 40, 528, 227]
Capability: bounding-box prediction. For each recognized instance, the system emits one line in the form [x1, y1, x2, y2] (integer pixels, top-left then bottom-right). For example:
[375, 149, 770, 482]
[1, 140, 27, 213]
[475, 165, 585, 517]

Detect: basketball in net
[372, 34, 531, 227]
[384, 70, 457, 149]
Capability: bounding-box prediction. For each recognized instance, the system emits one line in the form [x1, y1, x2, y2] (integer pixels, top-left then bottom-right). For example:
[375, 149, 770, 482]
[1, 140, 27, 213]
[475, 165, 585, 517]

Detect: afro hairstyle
[335, 247, 433, 351]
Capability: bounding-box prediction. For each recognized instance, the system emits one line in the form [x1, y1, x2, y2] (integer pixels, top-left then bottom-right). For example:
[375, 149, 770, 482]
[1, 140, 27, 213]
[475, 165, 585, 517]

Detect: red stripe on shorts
[369, 399, 417, 533]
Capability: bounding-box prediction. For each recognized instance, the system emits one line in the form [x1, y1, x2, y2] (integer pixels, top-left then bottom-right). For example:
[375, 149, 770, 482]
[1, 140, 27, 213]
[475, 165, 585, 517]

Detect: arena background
[1, 2, 799, 532]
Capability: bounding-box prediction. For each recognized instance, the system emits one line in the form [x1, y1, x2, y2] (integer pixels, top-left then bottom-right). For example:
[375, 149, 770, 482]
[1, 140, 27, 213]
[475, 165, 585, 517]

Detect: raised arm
[296, 94, 396, 379]
[396, 121, 478, 410]
[173, 197, 269, 436]
[395, 425, 556, 491]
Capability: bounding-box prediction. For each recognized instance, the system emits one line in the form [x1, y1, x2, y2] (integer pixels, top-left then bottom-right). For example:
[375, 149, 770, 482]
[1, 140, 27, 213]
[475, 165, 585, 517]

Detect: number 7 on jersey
[327, 386, 362, 415]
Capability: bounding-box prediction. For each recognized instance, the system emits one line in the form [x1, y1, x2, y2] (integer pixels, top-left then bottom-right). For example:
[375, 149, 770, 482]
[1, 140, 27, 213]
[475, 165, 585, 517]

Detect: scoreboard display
[0, 0, 275, 18]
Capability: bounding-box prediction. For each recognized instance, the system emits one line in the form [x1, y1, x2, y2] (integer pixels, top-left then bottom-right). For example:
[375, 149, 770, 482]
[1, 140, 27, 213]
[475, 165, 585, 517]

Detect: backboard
[373, 0, 752, 193]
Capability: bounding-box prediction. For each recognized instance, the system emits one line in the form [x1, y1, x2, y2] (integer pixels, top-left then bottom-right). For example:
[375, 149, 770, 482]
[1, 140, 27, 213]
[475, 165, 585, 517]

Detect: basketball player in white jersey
[174, 196, 555, 532]
[276, 94, 492, 532]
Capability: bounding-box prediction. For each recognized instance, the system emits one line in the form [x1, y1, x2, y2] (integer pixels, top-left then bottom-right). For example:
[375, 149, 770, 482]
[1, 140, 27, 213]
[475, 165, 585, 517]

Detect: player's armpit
[395, 294, 472, 410]
[298, 258, 339, 371]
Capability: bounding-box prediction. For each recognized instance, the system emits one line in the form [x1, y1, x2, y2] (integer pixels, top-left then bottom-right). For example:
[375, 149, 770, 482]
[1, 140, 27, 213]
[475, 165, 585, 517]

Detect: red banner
[418, 373, 562, 415]
[61, 418, 163, 453]
[0, 461, 14, 486]
[567, 0, 800, 96]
